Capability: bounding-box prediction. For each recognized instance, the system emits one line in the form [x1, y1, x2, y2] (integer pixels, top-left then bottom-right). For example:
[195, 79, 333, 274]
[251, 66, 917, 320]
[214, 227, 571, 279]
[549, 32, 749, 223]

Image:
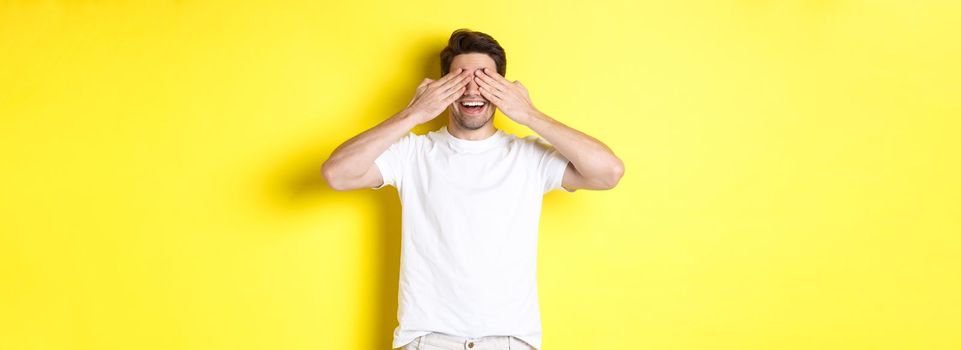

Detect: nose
[465, 73, 480, 95]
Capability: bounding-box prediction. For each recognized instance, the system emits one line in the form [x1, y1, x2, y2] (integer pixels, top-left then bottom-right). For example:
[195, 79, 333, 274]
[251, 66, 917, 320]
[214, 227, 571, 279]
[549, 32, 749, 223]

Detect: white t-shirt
[373, 125, 572, 350]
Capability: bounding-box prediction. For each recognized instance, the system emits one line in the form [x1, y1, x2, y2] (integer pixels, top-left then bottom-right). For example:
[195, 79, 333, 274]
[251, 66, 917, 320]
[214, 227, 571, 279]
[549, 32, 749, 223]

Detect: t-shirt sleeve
[371, 131, 416, 190]
[529, 136, 574, 193]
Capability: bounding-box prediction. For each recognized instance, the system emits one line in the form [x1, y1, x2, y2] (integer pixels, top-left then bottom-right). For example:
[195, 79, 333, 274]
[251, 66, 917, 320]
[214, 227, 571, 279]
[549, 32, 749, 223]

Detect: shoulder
[390, 130, 432, 148]
[497, 129, 542, 147]
[513, 133, 557, 154]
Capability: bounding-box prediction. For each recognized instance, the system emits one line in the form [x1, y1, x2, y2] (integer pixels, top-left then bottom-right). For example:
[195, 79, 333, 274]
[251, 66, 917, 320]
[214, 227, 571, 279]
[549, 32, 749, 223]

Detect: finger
[415, 81, 431, 95]
[441, 70, 471, 92]
[478, 84, 502, 102]
[418, 78, 433, 89]
[475, 73, 505, 94]
[475, 69, 507, 93]
[443, 85, 467, 104]
[438, 69, 472, 92]
[482, 67, 512, 85]
[431, 68, 463, 87]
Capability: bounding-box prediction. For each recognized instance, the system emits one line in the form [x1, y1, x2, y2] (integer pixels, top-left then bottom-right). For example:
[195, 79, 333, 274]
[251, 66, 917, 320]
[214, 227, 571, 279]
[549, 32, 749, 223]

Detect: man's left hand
[474, 68, 539, 126]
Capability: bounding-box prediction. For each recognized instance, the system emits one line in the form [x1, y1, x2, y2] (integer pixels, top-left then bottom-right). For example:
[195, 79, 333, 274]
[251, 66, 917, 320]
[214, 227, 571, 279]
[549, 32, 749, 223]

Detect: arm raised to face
[474, 67, 625, 191]
[321, 69, 471, 191]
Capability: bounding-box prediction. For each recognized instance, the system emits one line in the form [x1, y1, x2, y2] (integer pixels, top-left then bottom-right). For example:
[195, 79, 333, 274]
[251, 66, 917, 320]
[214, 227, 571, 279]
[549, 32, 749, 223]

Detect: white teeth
[461, 101, 485, 107]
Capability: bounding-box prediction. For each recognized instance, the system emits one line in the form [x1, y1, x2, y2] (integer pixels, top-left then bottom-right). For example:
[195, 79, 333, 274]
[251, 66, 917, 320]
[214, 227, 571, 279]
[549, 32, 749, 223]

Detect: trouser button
[467, 341, 474, 348]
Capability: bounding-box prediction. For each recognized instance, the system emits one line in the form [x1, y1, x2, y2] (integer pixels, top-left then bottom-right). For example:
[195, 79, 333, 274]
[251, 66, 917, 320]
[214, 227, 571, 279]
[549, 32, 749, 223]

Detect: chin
[455, 113, 493, 130]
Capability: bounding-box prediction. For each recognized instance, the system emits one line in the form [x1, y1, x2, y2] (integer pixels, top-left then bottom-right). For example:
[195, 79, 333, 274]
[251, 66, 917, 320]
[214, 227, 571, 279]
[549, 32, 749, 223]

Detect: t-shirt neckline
[437, 126, 507, 153]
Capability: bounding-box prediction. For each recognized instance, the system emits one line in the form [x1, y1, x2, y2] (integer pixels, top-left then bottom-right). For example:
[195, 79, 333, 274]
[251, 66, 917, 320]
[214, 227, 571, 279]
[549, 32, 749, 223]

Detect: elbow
[321, 161, 349, 191]
[600, 158, 625, 190]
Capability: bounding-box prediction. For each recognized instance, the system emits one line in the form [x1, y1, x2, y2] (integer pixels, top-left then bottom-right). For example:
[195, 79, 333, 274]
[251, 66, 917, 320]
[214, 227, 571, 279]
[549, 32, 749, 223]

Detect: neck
[446, 115, 497, 140]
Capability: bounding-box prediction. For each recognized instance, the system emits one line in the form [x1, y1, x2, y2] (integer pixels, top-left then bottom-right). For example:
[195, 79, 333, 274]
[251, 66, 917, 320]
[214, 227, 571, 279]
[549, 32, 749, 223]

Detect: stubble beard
[451, 108, 494, 131]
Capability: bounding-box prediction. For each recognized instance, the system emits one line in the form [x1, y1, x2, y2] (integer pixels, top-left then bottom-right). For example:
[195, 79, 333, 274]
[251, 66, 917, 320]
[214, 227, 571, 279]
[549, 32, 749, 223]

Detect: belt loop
[508, 336, 513, 350]
[417, 334, 423, 350]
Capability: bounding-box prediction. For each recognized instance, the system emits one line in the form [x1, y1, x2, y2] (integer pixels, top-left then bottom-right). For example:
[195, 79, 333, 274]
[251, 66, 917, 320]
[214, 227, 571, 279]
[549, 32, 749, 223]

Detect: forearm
[525, 109, 624, 182]
[322, 108, 419, 180]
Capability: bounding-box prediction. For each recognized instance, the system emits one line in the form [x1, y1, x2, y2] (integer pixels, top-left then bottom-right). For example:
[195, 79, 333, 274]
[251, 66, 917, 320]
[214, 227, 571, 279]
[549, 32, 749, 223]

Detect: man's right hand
[321, 68, 470, 191]
[404, 68, 472, 125]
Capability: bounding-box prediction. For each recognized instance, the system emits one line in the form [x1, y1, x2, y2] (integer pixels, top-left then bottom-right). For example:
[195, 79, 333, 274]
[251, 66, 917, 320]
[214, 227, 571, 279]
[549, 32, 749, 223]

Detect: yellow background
[2, 0, 959, 349]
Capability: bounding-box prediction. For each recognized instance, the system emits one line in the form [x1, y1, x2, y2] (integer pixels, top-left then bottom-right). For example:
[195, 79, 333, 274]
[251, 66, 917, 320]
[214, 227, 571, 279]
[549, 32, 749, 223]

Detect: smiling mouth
[459, 100, 487, 114]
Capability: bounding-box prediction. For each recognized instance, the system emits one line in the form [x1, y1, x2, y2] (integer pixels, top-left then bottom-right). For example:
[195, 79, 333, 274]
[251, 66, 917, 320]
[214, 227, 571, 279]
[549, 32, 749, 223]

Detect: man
[322, 29, 624, 350]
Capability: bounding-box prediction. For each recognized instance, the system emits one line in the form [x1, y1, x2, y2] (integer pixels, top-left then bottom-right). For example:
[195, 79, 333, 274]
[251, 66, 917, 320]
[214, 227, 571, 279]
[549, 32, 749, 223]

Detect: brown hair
[440, 28, 507, 77]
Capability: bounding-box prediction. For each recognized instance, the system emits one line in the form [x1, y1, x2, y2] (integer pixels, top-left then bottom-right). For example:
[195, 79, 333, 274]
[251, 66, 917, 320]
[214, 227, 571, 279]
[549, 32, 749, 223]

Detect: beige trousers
[401, 332, 536, 350]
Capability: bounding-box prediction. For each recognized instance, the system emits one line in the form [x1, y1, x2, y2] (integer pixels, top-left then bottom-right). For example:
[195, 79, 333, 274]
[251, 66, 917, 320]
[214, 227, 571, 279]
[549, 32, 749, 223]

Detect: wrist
[397, 108, 426, 126]
[518, 107, 545, 126]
